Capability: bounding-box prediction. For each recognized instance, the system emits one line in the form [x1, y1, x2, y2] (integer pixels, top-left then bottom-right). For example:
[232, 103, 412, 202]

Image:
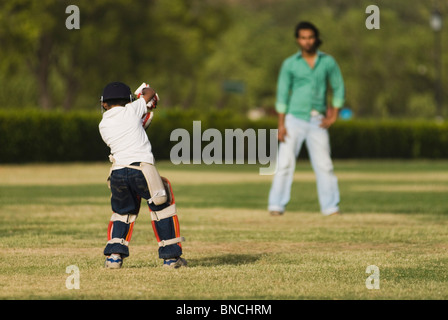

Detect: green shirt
[275, 50, 345, 121]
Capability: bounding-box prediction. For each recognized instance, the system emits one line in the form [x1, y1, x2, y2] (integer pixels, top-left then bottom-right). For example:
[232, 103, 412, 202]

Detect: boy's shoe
[105, 254, 123, 269]
[163, 257, 187, 268]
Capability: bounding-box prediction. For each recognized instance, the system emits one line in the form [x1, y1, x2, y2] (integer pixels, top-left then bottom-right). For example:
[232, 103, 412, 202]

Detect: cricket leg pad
[104, 213, 137, 258]
[149, 177, 185, 259]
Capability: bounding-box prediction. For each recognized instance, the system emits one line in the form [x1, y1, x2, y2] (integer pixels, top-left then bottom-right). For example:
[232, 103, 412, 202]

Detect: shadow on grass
[187, 253, 262, 268]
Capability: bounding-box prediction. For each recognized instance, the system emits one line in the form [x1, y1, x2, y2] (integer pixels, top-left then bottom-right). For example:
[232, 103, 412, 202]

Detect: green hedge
[330, 120, 448, 159]
[1, 109, 448, 163]
[0, 110, 108, 163]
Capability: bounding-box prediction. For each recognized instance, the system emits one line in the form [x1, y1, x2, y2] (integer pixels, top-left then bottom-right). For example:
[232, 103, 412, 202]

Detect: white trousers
[268, 113, 340, 215]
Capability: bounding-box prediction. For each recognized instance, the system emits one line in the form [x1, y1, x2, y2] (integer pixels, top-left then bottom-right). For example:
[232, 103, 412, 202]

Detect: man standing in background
[268, 21, 345, 216]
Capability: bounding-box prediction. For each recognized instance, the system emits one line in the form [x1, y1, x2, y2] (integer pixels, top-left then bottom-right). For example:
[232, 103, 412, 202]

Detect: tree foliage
[0, 0, 446, 118]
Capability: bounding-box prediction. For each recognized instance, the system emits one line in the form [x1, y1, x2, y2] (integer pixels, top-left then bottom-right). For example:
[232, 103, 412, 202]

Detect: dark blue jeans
[104, 164, 183, 259]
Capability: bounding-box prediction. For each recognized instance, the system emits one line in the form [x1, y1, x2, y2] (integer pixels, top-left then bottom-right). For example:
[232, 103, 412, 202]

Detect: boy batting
[99, 81, 187, 269]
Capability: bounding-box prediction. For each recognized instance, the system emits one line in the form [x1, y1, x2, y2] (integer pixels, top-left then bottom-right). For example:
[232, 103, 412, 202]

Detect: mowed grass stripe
[2, 180, 448, 214]
[3, 161, 448, 186]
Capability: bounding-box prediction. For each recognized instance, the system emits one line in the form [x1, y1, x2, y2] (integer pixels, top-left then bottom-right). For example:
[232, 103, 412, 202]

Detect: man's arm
[276, 60, 291, 141]
[320, 58, 345, 129]
[275, 60, 291, 116]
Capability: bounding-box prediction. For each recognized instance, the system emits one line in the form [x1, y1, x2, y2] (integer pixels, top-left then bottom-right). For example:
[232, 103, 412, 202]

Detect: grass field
[0, 160, 447, 300]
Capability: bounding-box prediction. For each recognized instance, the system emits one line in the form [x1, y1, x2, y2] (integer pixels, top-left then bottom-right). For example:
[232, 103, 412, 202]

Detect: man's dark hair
[294, 21, 322, 48]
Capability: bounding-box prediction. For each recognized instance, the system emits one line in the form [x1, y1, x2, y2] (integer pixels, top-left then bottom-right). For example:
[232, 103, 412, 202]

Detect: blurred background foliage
[0, 0, 447, 119]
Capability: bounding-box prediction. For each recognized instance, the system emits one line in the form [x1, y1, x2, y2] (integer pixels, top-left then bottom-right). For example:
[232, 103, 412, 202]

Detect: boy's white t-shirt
[99, 98, 154, 168]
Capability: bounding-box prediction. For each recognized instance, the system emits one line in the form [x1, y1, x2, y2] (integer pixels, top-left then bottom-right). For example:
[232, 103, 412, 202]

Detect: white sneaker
[163, 257, 187, 268]
[105, 254, 123, 269]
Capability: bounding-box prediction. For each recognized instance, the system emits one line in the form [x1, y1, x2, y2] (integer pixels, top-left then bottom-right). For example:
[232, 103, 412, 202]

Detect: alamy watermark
[365, 265, 380, 289]
[170, 121, 278, 175]
[365, 5, 380, 30]
[65, 265, 80, 289]
[65, 4, 379, 31]
[65, 5, 80, 30]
